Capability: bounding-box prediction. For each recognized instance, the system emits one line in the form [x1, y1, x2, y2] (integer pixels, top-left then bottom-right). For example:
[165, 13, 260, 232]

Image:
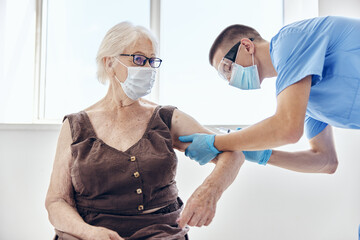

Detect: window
[0, 0, 36, 123]
[43, 0, 150, 120]
[159, 0, 283, 125]
[1, 0, 283, 124]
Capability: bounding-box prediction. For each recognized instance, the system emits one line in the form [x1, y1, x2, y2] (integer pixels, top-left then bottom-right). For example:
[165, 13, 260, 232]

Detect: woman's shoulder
[83, 99, 104, 112]
[139, 99, 177, 112]
[140, 98, 158, 108]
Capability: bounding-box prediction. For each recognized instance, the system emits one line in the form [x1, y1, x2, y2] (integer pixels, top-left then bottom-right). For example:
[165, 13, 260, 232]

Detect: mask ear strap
[252, 53, 255, 66]
[113, 57, 128, 82]
[114, 57, 127, 68]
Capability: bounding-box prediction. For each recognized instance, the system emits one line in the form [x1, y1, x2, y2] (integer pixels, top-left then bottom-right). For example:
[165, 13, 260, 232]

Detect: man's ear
[240, 38, 255, 54]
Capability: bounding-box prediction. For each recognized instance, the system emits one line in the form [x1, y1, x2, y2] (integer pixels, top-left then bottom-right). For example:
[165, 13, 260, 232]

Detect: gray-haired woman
[45, 22, 244, 240]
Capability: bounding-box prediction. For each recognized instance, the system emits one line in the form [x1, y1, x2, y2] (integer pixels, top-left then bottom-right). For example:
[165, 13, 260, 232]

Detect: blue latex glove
[179, 134, 222, 165]
[236, 127, 272, 165]
[242, 149, 272, 165]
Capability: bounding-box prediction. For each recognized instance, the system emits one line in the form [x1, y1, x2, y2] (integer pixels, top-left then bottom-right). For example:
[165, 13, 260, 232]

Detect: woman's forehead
[126, 37, 155, 56]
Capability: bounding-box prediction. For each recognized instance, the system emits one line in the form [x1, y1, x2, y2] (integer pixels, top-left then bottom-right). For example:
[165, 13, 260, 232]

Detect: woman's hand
[86, 226, 124, 240]
[171, 110, 245, 229]
[177, 182, 220, 228]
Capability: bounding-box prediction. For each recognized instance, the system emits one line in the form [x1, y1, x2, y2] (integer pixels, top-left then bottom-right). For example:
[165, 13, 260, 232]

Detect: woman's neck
[102, 83, 138, 110]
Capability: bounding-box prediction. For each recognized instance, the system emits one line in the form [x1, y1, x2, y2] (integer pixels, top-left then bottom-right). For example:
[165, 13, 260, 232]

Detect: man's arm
[215, 76, 312, 151]
[268, 125, 338, 174]
[170, 109, 245, 228]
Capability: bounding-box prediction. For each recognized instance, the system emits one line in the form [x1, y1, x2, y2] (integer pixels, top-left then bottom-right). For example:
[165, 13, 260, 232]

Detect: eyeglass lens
[133, 55, 146, 65]
[218, 58, 234, 81]
[133, 55, 161, 68]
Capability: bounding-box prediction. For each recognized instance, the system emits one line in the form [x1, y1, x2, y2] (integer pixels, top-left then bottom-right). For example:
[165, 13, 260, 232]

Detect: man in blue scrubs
[179, 16, 360, 172]
[177, 15, 360, 231]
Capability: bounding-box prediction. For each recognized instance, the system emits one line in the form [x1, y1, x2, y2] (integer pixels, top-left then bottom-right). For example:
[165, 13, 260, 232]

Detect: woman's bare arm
[45, 119, 122, 240]
[170, 109, 245, 228]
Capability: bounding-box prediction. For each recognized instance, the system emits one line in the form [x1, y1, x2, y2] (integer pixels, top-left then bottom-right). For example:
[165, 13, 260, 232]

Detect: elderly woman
[45, 22, 244, 240]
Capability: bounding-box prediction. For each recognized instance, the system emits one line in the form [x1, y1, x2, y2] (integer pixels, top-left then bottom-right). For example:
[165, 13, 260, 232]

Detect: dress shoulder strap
[158, 105, 177, 129]
[63, 111, 97, 144]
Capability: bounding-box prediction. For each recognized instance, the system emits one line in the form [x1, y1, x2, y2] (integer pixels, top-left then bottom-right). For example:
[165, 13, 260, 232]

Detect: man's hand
[177, 182, 220, 228]
[179, 134, 222, 165]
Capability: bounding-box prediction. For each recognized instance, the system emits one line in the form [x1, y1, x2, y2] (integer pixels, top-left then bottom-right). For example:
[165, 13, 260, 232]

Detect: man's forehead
[212, 42, 239, 68]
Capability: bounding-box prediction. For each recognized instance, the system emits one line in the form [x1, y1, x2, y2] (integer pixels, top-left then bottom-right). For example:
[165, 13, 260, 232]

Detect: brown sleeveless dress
[54, 105, 189, 240]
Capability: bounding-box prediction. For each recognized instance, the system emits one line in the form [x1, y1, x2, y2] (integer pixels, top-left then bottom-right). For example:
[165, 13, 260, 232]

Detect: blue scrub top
[270, 16, 360, 139]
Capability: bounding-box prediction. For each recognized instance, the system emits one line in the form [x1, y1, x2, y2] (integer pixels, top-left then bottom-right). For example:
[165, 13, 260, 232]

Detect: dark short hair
[209, 24, 263, 65]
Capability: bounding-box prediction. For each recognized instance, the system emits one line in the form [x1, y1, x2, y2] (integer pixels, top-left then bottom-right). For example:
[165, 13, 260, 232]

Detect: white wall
[283, 0, 319, 25]
[0, 125, 359, 240]
[319, 0, 360, 18]
[177, 128, 360, 240]
[0, 124, 60, 239]
[283, 0, 360, 26]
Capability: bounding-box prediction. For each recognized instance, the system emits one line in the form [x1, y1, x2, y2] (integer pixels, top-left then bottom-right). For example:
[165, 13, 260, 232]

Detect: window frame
[33, 0, 47, 123]
[22, 0, 319, 124]
[32, 0, 161, 123]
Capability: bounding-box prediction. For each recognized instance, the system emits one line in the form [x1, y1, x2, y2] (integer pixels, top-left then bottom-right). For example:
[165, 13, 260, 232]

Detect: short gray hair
[96, 22, 159, 84]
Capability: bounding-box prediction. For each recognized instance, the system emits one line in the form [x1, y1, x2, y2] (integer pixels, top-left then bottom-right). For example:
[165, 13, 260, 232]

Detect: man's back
[270, 16, 360, 129]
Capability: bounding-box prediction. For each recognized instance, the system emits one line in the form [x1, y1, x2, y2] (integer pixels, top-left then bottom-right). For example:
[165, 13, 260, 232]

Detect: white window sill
[0, 123, 247, 132]
[0, 123, 61, 131]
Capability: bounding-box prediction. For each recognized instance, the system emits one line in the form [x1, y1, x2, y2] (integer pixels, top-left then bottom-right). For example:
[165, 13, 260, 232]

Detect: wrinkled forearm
[46, 199, 91, 239]
[177, 151, 245, 228]
[204, 151, 244, 200]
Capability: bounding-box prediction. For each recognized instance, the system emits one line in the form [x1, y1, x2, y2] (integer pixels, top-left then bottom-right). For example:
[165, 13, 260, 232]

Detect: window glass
[1, 0, 283, 124]
[0, 0, 36, 123]
[44, 0, 150, 120]
[160, 0, 283, 125]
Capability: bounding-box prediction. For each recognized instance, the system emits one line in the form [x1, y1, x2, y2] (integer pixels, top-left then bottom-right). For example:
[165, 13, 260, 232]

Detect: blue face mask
[229, 63, 261, 90]
[229, 46, 261, 90]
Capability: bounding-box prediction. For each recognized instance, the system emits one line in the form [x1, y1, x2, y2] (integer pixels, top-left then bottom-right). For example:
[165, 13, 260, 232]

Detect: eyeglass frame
[119, 54, 162, 68]
[217, 38, 254, 81]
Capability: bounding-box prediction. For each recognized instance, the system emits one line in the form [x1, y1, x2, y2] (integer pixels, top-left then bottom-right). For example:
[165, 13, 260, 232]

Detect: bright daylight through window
[0, 0, 282, 125]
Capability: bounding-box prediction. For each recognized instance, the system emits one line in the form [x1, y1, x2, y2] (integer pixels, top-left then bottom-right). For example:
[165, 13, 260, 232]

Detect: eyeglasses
[119, 54, 162, 68]
[217, 38, 254, 81]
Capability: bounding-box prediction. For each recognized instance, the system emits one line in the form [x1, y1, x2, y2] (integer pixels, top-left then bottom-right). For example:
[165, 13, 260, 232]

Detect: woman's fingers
[177, 205, 193, 228]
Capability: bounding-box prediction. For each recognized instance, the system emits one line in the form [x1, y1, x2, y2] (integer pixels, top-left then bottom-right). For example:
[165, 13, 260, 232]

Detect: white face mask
[114, 58, 156, 100]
